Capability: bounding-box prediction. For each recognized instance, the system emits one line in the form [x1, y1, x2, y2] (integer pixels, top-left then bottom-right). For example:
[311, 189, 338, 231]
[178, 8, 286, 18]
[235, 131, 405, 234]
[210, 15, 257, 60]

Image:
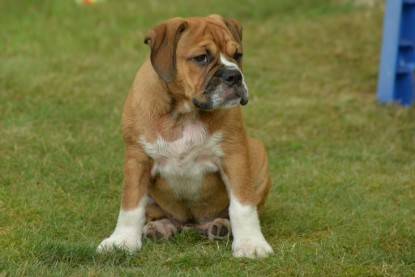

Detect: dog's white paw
[97, 229, 142, 254]
[232, 238, 273, 258]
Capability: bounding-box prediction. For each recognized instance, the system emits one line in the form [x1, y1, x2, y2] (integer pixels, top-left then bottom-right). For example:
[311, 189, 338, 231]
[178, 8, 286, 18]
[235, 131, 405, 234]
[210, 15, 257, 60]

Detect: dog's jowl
[97, 15, 273, 258]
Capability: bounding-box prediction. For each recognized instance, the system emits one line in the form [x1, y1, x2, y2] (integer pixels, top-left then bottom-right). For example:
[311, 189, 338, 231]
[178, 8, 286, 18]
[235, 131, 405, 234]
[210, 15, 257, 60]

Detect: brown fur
[120, 15, 271, 224]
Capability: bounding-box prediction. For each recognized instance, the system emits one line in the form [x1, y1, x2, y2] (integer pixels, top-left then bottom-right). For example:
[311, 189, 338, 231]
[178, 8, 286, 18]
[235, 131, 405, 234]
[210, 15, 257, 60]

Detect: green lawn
[1, 0, 414, 276]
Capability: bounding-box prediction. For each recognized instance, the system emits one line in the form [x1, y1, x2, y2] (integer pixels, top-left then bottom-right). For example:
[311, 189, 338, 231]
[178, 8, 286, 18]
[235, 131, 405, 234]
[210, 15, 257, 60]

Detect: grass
[1, 0, 414, 276]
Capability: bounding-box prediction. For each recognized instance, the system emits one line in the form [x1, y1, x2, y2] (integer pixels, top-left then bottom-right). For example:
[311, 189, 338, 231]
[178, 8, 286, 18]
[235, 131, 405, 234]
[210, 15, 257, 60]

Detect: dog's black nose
[222, 69, 242, 87]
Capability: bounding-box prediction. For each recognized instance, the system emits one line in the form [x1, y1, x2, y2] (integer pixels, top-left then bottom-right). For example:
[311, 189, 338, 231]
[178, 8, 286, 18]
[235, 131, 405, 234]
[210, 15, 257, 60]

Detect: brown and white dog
[97, 15, 273, 258]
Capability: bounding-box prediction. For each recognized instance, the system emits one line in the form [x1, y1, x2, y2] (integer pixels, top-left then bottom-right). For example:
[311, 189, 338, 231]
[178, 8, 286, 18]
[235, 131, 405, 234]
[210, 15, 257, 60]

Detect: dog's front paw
[97, 229, 142, 254]
[232, 237, 273, 258]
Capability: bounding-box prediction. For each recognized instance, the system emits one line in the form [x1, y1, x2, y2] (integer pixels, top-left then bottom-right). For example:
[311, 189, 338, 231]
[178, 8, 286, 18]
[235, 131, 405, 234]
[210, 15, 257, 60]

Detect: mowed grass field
[1, 0, 415, 276]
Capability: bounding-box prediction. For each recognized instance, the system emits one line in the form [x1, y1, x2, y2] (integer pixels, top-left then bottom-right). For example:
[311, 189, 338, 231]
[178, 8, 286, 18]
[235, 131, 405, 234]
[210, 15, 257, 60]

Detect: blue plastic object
[377, 0, 415, 106]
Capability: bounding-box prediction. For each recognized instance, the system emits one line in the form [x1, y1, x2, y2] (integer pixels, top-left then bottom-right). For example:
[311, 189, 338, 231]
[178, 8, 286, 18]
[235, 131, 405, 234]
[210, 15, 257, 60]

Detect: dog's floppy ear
[144, 18, 188, 83]
[223, 17, 242, 44]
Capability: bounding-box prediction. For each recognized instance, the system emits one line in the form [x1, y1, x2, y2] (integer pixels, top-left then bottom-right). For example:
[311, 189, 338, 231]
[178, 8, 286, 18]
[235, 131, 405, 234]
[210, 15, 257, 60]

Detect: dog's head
[144, 15, 248, 111]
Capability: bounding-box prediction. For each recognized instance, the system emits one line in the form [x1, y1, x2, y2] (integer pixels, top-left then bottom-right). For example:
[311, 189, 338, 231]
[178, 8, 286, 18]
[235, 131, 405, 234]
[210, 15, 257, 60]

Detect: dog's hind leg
[143, 218, 178, 240]
[197, 218, 232, 240]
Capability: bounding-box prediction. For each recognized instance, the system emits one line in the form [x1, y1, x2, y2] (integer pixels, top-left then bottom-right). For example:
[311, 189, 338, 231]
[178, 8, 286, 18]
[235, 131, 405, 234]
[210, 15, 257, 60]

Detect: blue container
[377, 0, 415, 106]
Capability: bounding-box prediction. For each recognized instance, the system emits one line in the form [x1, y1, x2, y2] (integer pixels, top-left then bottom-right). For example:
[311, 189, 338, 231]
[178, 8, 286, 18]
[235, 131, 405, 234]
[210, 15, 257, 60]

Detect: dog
[97, 15, 273, 258]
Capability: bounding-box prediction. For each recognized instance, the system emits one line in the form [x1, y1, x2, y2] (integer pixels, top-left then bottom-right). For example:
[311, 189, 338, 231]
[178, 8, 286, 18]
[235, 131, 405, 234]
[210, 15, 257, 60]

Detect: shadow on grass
[34, 240, 136, 267]
[32, 229, 231, 269]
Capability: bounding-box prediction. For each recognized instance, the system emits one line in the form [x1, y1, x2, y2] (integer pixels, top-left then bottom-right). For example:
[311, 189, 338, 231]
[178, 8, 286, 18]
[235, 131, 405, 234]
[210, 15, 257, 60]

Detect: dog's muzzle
[222, 69, 249, 105]
[193, 68, 249, 110]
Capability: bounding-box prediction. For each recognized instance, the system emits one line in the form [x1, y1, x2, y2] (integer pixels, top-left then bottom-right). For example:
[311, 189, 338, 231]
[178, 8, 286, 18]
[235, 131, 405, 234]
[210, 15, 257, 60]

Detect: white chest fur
[139, 122, 223, 200]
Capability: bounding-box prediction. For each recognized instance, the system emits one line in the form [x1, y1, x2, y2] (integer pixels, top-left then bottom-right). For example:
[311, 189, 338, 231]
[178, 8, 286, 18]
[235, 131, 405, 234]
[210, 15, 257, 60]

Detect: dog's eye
[234, 52, 243, 62]
[193, 54, 209, 65]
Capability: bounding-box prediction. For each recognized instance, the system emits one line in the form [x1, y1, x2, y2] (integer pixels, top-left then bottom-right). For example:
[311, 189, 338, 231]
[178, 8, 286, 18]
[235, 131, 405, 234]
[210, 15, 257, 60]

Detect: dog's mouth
[193, 86, 248, 111]
[193, 69, 249, 111]
[193, 98, 215, 110]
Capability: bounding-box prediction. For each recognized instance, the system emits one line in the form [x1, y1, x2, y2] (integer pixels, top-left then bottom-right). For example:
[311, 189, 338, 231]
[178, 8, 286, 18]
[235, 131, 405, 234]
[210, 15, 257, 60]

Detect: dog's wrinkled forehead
[181, 17, 242, 55]
[144, 15, 242, 83]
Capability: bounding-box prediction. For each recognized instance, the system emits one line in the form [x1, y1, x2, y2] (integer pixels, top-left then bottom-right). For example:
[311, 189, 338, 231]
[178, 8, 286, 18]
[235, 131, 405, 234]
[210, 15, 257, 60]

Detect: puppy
[98, 15, 273, 258]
